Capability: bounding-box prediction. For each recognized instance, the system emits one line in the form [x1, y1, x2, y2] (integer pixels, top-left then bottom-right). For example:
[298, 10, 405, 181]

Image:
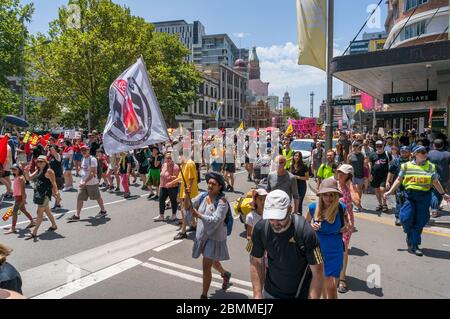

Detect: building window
[205, 101, 209, 115]
[400, 20, 426, 41]
[199, 100, 204, 114]
[404, 0, 428, 12]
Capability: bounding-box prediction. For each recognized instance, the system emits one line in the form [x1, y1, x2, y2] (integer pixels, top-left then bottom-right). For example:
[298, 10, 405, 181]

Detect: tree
[0, 0, 34, 116]
[283, 107, 300, 120]
[28, 0, 201, 129]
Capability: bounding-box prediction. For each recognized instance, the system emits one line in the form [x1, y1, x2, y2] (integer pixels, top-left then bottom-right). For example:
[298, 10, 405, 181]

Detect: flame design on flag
[113, 79, 141, 136]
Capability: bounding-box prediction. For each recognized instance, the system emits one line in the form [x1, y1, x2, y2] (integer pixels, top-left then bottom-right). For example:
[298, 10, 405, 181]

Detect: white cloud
[257, 42, 332, 92]
[257, 42, 344, 114]
[233, 32, 251, 38]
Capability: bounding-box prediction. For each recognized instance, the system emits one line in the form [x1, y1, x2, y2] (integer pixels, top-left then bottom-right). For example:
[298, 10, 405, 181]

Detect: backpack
[260, 214, 312, 299]
[198, 192, 233, 236]
[233, 191, 254, 222]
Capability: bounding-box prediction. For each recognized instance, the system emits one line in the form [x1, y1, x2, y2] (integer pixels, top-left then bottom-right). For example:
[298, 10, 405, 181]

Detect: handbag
[33, 191, 46, 205]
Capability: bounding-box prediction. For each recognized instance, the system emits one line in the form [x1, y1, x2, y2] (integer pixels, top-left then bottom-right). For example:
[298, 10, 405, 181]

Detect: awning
[331, 40, 450, 109]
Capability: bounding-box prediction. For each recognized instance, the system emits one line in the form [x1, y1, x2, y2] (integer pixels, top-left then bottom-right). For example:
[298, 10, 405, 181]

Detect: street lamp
[20, 39, 53, 120]
[216, 99, 242, 128]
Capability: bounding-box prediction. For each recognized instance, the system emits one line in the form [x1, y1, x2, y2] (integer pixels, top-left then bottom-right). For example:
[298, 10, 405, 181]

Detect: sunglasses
[376, 145, 383, 148]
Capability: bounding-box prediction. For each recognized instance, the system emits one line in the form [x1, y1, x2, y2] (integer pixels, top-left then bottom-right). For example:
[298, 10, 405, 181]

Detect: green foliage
[28, 0, 201, 129]
[283, 107, 300, 120]
[0, 0, 34, 116]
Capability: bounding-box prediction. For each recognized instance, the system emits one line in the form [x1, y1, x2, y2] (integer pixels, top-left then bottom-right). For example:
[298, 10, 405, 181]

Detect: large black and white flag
[103, 58, 169, 155]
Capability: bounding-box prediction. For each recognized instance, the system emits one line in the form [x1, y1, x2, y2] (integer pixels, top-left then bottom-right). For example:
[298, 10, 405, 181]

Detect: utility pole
[325, 0, 334, 151]
[310, 91, 315, 118]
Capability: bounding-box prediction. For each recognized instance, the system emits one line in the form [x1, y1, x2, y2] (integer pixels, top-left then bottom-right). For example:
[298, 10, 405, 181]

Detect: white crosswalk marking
[148, 257, 253, 288]
[32, 258, 142, 299]
[141, 262, 253, 297]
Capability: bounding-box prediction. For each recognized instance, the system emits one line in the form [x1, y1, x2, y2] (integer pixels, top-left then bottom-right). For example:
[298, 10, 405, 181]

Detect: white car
[289, 139, 318, 167]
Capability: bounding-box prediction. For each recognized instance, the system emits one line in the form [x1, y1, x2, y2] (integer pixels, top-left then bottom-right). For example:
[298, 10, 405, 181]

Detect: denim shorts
[352, 177, 365, 186]
[73, 152, 83, 162]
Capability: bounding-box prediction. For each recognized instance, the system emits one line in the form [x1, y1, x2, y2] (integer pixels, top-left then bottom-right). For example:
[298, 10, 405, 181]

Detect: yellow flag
[285, 123, 294, 135]
[297, 0, 327, 71]
[355, 103, 365, 113]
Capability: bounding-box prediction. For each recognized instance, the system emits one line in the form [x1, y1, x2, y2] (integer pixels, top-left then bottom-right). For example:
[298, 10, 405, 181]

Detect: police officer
[386, 146, 411, 226]
[384, 146, 450, 256]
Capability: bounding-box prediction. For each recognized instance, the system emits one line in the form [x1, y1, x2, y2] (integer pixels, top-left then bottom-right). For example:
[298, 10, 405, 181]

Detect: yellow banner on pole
[296, 0, 327, 71]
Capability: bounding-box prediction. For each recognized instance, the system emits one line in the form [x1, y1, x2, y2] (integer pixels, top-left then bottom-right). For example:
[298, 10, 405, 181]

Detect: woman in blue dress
[306, 177, 350, 299]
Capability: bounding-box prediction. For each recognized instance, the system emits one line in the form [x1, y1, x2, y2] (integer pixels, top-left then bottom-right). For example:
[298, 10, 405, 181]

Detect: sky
[20, 0, 387, 117]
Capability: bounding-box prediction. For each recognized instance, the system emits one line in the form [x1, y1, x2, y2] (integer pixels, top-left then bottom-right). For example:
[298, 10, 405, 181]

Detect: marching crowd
[1, 126, 450, 299]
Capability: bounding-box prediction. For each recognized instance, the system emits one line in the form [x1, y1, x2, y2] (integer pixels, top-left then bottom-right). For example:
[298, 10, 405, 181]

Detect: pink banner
[361, 92, 374, 111]
[288, 118, 317, 135]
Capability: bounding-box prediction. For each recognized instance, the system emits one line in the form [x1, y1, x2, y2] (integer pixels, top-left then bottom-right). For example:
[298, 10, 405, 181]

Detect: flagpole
[325, 0, 334, 151]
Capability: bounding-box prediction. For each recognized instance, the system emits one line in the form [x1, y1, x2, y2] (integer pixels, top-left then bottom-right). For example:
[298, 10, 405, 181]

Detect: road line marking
[355, 213, 450, 238]
[0, 194, 149, 230]
[153, 240, 184, 252]
[148, 257, 253, 289]
[32, 258, 142, 299]
[141, 262, 253, 297]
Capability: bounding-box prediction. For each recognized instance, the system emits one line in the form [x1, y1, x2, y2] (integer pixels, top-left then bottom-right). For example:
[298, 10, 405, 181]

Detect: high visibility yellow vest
[401, 160, 436, 191]
[282, 149, 294, 169]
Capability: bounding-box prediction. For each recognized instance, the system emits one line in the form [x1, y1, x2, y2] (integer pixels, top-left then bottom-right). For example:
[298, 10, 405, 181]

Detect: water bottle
[2, 208, 14, 222]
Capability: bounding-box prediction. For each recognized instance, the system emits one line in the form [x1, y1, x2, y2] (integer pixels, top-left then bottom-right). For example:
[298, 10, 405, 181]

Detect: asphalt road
[2, 168, 450, 299]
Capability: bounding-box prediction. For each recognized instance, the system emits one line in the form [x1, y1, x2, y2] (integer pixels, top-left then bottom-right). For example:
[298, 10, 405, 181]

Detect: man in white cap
[249, 190, 324, 299]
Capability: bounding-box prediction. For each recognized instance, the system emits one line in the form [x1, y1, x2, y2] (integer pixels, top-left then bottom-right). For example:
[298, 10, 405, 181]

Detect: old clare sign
[383, 91, 438, 104]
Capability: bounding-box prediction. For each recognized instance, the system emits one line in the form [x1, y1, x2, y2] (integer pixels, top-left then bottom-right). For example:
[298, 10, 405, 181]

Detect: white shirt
[245, 211, 262, 228]
[80, 156, 99, 186]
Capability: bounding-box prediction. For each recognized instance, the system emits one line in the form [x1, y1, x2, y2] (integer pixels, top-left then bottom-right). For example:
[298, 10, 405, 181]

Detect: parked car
[289, 139, 317, 167]
[290, 139, 338, 167]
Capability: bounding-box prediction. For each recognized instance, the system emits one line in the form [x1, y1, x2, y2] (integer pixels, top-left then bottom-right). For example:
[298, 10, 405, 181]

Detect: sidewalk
[307, 179, 450, 234]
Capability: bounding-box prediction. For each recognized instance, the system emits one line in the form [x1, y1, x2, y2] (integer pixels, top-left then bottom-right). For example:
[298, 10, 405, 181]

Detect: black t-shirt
[251, 219, 322, 299]
[291, 164, 308, 187]
[49, 155, 63, 178]
[135, 149, 149, 166]
[149, 154, 163, 170]
[369, 151, 392, 178]
[350, 153, 365, 179]
[89, 141, 101, 156]
[399, 136, 409, 146]
[119, 155, 133, 174]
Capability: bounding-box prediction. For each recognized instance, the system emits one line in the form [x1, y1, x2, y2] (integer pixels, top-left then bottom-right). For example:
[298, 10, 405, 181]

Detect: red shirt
[25, 142, 31, 156]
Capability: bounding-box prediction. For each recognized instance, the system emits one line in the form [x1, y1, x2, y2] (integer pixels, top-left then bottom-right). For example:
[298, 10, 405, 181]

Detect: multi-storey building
[245, 100, 272, 129]
[153, 20, 250, 128]
[333, 0, 450, 135]
[178, 63, 247, 128]
[152, 20, 205, 64]
[176, 72, 219, 128]
[384, 0, 449, 49]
